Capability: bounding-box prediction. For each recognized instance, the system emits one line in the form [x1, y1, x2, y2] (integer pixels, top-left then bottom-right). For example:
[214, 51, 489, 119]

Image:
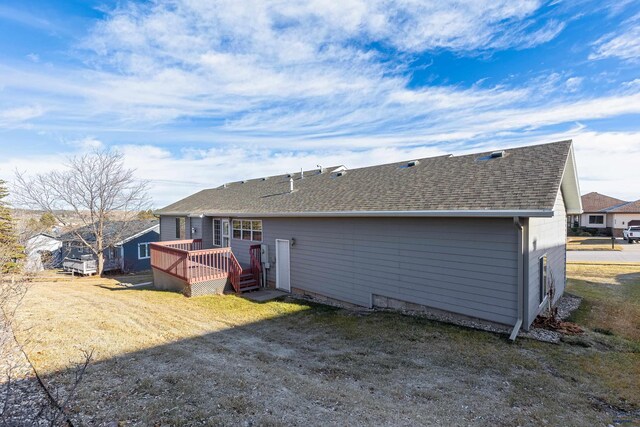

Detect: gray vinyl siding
[201, 217, 213, 248]
[160, 216, 180, 241]
[260, 217, 519, 325]
[160, 215, 198, 241]
[190, 217, 203, 240]
[526, 189, 567, 328]
[231, 239, 254, 267]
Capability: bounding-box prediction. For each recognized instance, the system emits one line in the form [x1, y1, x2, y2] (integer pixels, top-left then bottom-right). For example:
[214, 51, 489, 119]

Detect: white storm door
[275, 239, 290, 291]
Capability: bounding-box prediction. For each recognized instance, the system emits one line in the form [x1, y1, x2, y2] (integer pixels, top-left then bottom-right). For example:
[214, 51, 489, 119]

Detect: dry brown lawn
[567, 237, 622, 251]
[8, 270, 640, 426]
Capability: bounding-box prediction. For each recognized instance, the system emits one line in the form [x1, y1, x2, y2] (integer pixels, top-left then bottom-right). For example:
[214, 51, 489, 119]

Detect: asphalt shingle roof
[581, 192, 627, 213]
[605, 200, 640, 214]
[156, 140, 573, 216]
[59, 220, 159, 243]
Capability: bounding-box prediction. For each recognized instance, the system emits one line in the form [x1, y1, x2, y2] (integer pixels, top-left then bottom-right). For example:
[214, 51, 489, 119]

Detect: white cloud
[590, 13, 640, 62]
[1, 0, 639, 204]
[565, 77, 583, 92]
[0, 105, 44, 128]
[65, 137, 104, 151]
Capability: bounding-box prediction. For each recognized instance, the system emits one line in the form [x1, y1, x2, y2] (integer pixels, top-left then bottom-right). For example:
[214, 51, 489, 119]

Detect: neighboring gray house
[152, 140, 582, 337]
[60, 220, 160, 274]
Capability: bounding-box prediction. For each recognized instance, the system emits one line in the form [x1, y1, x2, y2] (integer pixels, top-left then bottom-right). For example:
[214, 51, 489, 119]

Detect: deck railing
[150, 239, 240, 287]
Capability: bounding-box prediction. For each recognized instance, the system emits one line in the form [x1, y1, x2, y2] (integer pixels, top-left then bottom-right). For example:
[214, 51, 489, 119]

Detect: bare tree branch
[13, 149, 151, 275]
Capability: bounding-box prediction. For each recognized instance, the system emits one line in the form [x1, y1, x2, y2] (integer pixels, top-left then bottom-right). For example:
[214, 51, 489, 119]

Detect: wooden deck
[150, 240, 262, 293]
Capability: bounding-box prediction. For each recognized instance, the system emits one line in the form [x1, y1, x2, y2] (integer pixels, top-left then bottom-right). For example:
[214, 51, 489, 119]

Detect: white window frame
[138, 242, 151, 260]
[213, 219, 222, 247]
[231, 219, 263, 242]
[588, 215, 604, 225]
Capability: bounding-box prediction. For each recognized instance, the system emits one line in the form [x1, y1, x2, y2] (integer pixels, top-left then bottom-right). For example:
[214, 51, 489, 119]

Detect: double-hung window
[138, 243, 150, 259]
[232, 220, 262, 242]
[213, 219, 222, 246]
[588, 215, 604, 225]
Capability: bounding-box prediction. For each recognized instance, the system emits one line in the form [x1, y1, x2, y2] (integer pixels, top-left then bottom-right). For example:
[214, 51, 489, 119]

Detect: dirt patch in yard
[7, 273, 640, 426]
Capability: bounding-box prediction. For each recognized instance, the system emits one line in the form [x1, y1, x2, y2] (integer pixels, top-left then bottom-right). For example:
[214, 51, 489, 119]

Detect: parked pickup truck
[623, 226, 640, 243]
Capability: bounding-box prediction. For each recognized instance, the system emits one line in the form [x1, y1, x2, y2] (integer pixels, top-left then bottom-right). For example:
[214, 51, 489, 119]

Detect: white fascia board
[155, 210, 555, 218]
[114, 224, 160, 246]
[560, 143, 583, 215]
[198, 209, 555, 218]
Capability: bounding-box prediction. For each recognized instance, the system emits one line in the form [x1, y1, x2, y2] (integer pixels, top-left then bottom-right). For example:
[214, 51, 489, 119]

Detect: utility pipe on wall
[510, 217, 524, 341]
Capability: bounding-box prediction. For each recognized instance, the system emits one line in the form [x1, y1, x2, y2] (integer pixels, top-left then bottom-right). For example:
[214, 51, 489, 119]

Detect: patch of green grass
[189, 294, 314, 324]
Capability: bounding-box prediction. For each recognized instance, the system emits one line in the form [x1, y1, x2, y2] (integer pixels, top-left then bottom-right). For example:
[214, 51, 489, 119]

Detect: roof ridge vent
[490, 150, 505, 158]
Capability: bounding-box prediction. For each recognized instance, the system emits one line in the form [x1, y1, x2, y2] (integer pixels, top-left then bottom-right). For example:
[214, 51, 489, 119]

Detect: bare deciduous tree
[14, 149, 150, 275]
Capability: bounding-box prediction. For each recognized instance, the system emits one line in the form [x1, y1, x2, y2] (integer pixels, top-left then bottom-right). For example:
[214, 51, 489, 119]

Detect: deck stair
[239, 271, 259, 292]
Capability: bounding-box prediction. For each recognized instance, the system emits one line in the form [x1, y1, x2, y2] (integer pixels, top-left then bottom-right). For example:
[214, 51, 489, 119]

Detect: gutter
[510, 217, 524, 341]
[153, 209, 555, 219]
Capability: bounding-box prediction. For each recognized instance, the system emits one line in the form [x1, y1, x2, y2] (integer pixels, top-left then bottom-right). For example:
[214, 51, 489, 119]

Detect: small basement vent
[490, 150, 505, 158]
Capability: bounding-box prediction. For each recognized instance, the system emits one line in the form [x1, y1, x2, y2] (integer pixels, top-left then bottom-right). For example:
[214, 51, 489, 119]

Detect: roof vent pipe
[300, 168, 304, 179]
[317, 164, 324, 173]
[289, 177, 294, 193]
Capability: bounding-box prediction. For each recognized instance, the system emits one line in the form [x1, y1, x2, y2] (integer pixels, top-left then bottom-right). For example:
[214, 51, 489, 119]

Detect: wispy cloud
[1, 0, 639, 204]
[0, 4, 58, 31]
[590, 13, 640, 62]
[0, 105, 45, 128]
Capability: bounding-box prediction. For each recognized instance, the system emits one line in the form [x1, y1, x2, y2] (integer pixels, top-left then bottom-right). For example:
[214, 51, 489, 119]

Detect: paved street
[567, 240, 640, 263]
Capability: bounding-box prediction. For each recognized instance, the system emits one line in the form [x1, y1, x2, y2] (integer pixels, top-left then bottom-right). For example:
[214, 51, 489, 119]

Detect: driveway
[567, 239, 640, 263]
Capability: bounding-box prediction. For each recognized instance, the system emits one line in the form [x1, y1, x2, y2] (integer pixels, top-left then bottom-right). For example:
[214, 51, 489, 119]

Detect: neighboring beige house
[572, 192, 640, 236]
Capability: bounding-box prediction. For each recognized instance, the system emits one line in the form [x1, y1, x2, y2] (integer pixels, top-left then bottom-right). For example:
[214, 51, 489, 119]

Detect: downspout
[510, 217, 524, 341]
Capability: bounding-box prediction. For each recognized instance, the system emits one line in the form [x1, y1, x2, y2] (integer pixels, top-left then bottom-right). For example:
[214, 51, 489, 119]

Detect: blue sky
[0, 0, 639, 206]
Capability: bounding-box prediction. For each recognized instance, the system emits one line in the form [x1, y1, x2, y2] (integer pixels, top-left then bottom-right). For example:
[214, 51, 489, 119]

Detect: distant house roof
[581, 192, 627, 213]
[27, 232, 60, 241]
[605, 200, 640, 214]
[156, 140, 582, 218]
[59, 220, 159, 245]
